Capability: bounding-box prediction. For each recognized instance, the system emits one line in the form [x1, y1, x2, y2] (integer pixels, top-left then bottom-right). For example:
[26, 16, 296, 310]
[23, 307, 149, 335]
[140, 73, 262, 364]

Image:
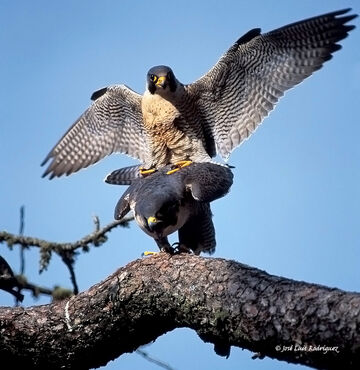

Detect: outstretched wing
[42, 85, 147, 179]
[186, 9, 357, 159]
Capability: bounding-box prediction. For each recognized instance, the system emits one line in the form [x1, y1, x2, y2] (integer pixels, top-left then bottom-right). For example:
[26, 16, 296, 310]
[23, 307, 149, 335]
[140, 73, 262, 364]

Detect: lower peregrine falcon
[42, 9, 357, 179]
[105, 162, 233, 254]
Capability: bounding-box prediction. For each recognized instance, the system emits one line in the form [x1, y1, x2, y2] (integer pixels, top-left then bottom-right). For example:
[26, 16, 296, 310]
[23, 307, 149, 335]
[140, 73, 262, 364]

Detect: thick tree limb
[0, 254, 359, 369]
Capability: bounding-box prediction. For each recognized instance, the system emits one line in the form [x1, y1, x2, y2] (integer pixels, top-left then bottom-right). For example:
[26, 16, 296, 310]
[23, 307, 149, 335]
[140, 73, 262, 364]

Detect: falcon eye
[160, 201, 180, 216]
[150, 74, 157, 82]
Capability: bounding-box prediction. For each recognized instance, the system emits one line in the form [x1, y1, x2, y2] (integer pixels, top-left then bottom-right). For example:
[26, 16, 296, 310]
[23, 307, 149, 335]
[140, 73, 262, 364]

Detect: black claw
[160, 244, 175, 255]
[171, 242, 192, 255]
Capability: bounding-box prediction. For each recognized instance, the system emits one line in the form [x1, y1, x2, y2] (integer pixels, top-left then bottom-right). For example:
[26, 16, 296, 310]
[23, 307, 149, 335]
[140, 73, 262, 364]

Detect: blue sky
[0, 1, 359, 369]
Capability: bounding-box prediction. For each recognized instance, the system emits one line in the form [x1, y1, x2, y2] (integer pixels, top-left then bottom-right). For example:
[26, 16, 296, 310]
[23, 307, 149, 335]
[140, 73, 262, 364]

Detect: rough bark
[0, 254, 359, 369]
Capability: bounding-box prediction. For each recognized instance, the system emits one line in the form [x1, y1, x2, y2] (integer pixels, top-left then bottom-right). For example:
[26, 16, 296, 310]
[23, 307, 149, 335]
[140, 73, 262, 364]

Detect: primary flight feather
[42, 9, 357, 179]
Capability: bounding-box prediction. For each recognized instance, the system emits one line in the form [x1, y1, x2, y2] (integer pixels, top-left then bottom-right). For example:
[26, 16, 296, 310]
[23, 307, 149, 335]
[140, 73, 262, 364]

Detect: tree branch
[0, 216, 133, 272]
[0, 254, 359, 369]
[14, 274, 72, 301]
[136, 348, 175, 370]
[0, 256, 72, 302]
[19, 205, 25, 275]
[17, 205, 26, 305]
[59, 250, 79, 295]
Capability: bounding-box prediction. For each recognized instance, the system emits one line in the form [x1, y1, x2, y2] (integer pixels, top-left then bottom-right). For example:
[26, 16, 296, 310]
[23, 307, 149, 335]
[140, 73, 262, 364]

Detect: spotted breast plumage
[41, 9, 357, 179]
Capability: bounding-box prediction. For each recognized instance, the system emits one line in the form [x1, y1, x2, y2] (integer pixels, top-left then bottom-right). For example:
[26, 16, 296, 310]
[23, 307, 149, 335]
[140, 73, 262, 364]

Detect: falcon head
[146, 65, 177, 94]
[134, 192, 187, 238]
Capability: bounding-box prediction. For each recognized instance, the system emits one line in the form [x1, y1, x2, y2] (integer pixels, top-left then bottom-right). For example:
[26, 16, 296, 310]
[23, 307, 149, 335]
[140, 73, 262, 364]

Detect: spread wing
[41, 85, 147, 179]
[186, 9, 357, 159]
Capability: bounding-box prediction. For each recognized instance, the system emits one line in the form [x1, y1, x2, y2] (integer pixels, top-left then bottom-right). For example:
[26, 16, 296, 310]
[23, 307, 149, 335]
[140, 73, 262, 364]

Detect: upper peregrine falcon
[42, 9, 357, 179]
[106, 162, 234, 254]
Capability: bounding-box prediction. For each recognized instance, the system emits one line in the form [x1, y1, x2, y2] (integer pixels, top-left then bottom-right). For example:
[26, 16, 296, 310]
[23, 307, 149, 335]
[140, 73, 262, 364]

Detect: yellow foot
[141, 251, 158, 257]
[166, 160, 193, 175]
[139, 167, 156, 176]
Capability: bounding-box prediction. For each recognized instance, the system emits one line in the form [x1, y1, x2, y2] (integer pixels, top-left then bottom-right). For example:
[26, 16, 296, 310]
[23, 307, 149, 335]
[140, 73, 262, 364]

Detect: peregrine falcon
[105, 162, 234, 254]
[42, 9, 357, 179]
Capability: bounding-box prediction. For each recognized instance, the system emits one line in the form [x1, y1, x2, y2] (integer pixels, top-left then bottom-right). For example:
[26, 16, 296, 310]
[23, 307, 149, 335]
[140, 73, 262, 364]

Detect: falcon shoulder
[184, 163, 234, 202]
[41, 85, 147, 179]
[186, 8, 357, 159]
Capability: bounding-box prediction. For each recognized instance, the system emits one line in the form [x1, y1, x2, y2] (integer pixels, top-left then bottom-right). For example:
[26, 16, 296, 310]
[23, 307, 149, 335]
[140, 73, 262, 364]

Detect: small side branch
[17, 205, 26, 305]
[1, 269, 71, 302]
[59, 250, 79, 295]
[0, 216, 133, 272]
[15, 276, 56, 298]
[136, 348, 175, 370]
[19, 205, 25, 275]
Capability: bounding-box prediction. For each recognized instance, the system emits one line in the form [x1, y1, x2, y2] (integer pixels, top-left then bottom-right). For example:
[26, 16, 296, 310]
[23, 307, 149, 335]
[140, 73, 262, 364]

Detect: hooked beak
[147, 216, 162, 232]
[155, 76, 167, 88]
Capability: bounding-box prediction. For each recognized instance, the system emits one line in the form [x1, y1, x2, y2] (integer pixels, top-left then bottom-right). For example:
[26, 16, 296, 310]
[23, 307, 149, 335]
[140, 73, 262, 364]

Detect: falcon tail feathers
[104, 165, 142, 185]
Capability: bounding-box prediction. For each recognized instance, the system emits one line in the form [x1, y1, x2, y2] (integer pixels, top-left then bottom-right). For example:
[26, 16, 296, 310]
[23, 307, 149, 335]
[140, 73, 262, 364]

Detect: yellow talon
[166, 160, 193, 175]
[176, 160, 192, 168]
[166, 168, 180, 175]
[141, 251, 158, 257]
[139, 167, 156, 176]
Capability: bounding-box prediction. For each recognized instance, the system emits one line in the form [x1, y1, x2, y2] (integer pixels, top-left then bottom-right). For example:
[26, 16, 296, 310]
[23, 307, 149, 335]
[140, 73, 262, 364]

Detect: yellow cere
[156, 76, 166, 85]
[147, 216, 158, 224]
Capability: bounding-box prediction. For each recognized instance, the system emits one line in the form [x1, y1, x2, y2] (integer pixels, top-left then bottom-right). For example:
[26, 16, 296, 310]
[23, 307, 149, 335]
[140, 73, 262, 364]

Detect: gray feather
[184, 163, 233, 202]
[105, 165, 142, 185]
[42, 85, 147, 179]
[41, 9, 356, 179]
[186, 9, 357, 159]
[110, 162, 233, 254]
[178, 203, 215, 255]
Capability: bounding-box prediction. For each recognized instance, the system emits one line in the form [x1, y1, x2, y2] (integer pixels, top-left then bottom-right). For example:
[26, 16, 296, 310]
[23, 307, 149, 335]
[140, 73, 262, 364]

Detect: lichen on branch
[0, 253, 359, 369]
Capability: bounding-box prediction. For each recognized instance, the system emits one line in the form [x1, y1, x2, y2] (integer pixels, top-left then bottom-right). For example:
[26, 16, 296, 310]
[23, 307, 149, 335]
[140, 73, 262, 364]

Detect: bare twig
[15, 275, 72, 301]
[59, 251, 79, 295]
[19, 205, 25, 274]
[92, 215, 100, 232]
[1, 253, 70, 302]
[17, 205, 25, 305]
[136, 348, 175, 370]
[16, 275, 53, 297]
